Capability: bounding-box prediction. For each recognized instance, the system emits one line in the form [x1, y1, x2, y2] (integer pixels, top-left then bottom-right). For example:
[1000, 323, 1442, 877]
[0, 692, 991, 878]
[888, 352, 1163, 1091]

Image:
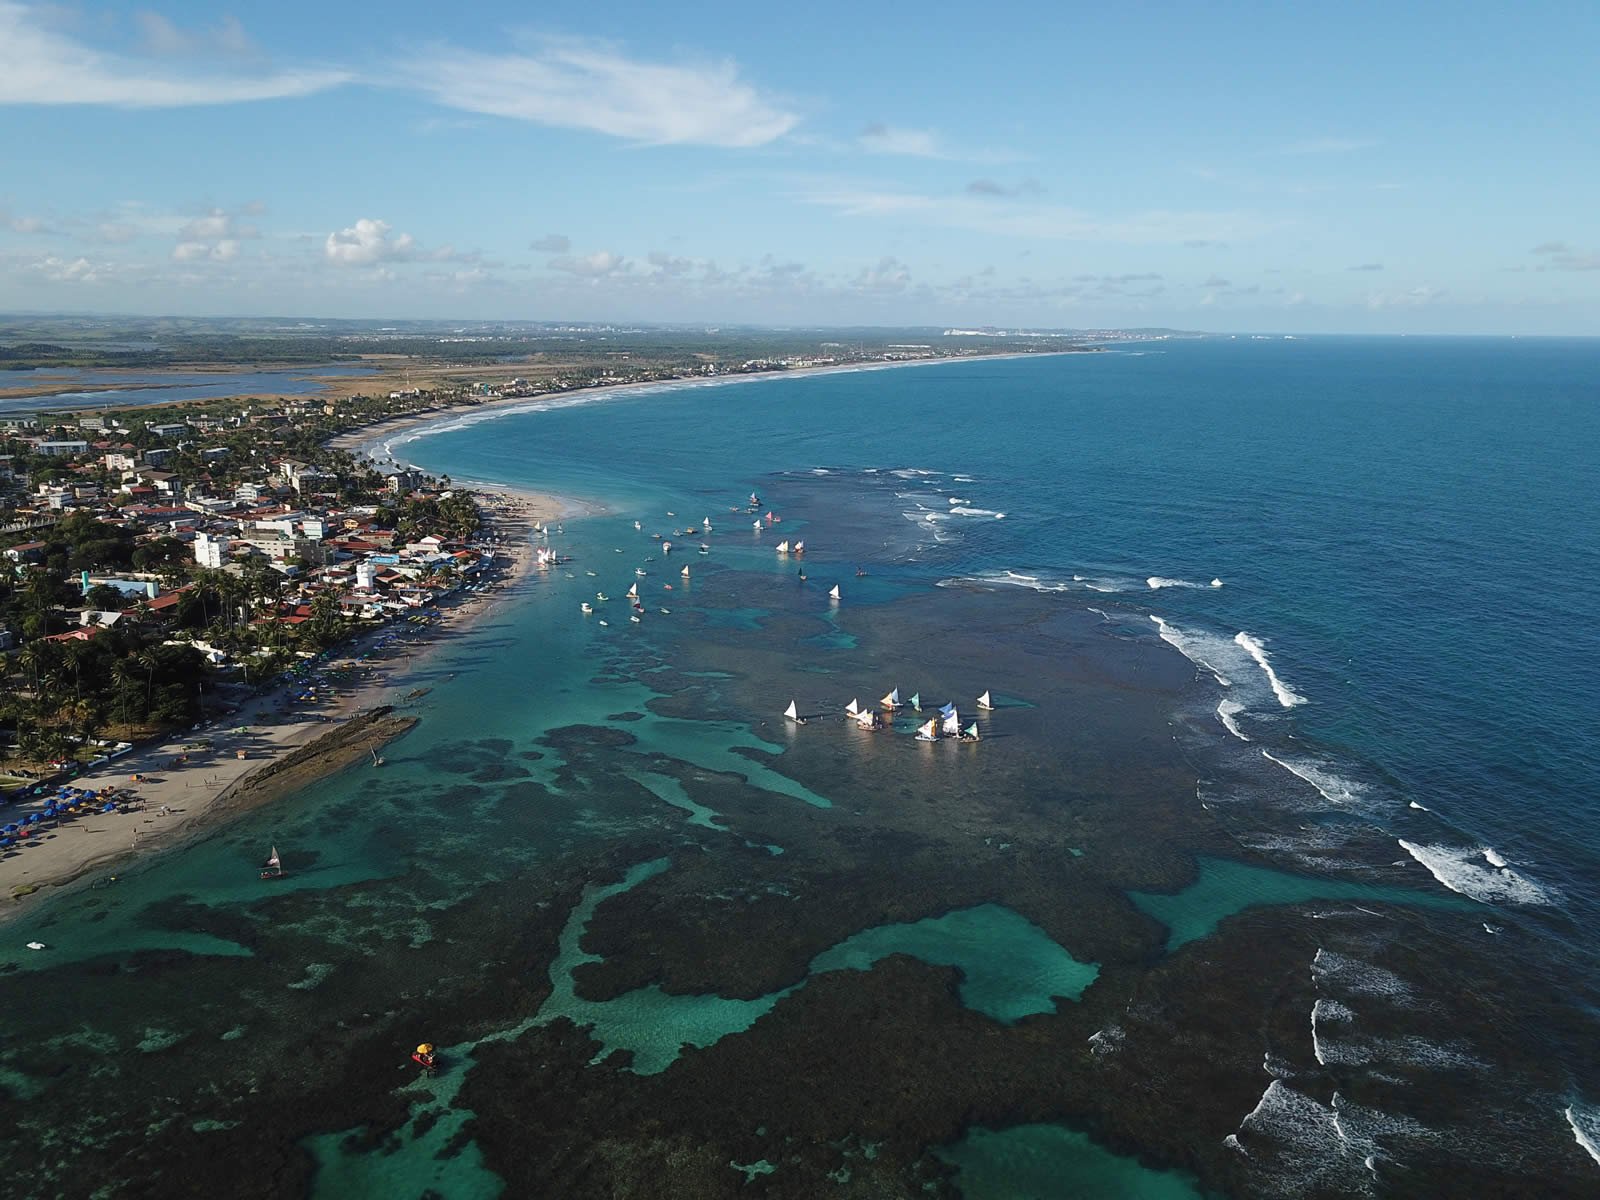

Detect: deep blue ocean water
[5, 336, 1599, 1197]
[406, 337, 1600, 929]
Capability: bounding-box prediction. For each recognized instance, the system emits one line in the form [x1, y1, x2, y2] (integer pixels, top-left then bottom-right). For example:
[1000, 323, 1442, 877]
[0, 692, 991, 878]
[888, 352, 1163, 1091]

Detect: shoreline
[0, 491, 539, 920]
[327, 349, 1082, 470]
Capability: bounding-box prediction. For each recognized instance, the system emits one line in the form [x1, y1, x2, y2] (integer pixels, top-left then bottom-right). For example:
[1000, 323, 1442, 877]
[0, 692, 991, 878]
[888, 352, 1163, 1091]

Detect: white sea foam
[1262, 751, 1365, 805]
[1217, 699, 1250, 741]
[890, 467, 943, 479]
[1150, 616, 1234, 687]
[1147, 576, 1205, 589]
[952, 474, 975, 483]
[1566, 1103, 1600, 1166]
[1482, 847, 1508, 868]
[947, 496, 971, 505]
[1398, 840, 1554, 905]
[949, 506, 1005, 518]
[1234, 632, 1307, 707]
[1311, 998, 1355, 1065]
[1310, 950, 1413, 1002]
[1408, 800, 1431, 811]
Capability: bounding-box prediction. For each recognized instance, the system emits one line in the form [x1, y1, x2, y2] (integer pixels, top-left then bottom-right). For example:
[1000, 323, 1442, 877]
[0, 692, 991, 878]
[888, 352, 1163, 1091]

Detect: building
[194, 532, 232, 569]
[104, 451, 139, 472]
[145, 423, 188, 440]
[38, 440, 89, 457]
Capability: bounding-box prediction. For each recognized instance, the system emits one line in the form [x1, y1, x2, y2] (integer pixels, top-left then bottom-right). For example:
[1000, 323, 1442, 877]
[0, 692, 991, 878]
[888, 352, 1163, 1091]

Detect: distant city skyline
[2, 0, 1597, 334]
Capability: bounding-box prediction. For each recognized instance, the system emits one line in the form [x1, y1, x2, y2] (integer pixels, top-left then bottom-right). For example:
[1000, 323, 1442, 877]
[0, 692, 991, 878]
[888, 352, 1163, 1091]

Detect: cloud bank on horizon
[0, 0, 1596, 334]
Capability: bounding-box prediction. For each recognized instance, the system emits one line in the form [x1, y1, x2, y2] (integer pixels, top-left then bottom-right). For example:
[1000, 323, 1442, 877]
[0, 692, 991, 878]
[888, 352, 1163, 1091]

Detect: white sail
[794, 540, 804, 553]
[776, 540, 790, 553]
[829, 585, 840, 600]
[681, 566, 691, 578]
[942, 708, 962, 736]
[662, 541, 672, 553]
[784, 701, 799, 720]
[845, 698, 860, 715]
[854, 708, 878, 729]
[977, 690, 994, 709]
[265, 845, 281, 869]
[915, 718, 938, 741]
[704, 518, 712, 530]
[881, 688, 900, 708]
[753, 520, 762, 529]
[626, 584, 638, 598]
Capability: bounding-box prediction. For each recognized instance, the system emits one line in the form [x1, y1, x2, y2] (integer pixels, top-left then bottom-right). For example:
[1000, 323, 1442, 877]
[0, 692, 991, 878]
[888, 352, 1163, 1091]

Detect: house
[5, 541, 47, 563]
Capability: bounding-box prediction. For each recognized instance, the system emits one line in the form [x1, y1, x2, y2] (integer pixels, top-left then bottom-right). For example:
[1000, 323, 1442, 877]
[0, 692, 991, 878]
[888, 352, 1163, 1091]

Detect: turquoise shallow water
[3, 338, 1598, 1198]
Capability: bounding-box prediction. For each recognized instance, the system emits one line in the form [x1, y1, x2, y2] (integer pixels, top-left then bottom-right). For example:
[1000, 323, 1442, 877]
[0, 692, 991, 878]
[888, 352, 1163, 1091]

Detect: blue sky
[1, 0, 1597, 333]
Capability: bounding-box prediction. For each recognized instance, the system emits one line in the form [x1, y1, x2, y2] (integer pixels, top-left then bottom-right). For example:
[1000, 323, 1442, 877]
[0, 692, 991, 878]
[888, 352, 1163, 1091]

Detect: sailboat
[776, 540, 790, 554]
[977, 690, 995, 710]
[704, 517, 713, 531]
[941, 707, 962, 737]
[962, 722, 981, 741]
[260, 845, 285, 881]
[784, 700, 806, 725]
[881, 687, 901, 709]
[626, 583, 638, 598]
[845, 698, 861, 716]
[829, 584, 841, 600]
[662, 541, 672, 554]
[370, 745, 385, 768]
[854, 707, 879, 729]
[915, 718, 939, 742]
[753, 520, 762, 530]
[909, 692, 921, 711]
[793, 540, 805, 555]
[681, 565, 691, 578]
[633, 520, 642, 530]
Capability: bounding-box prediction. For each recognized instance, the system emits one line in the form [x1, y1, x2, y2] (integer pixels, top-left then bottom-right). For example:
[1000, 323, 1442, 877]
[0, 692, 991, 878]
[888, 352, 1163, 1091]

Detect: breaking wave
[1262, 751, 1365, 805]
[1398, 840, 1554, 905]
[1150, 616, 1234, 687]
[1567, 1102, 1600, 1166]
[948, 506, 1005, 518]
[1217, 699, 1250, 741]
[1235, 632, 1308, 707]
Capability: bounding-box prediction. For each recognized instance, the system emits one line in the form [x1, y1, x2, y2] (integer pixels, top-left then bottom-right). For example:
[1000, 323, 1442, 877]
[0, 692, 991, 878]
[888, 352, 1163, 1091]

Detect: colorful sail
[881, 688, 901, 708]
[915, 718, 938, 742]
[964, 722, 980, 740]
[909, 693, 921, 711]
[942, 708, 962, 736]
[854, 708, 878, 729]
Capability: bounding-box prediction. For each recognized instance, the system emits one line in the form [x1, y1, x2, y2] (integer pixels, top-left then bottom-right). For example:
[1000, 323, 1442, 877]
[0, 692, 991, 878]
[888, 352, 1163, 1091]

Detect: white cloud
[135, 12, 254, 57]
[410, 37, 797, 147]
[173, 239, 239, 262]
[325, 218, 417, 266]
[1366, 285, 1443, 310]
[549, 250, 629, 277]
[31, 254, 109, 283]
[0, 2, 348, 107]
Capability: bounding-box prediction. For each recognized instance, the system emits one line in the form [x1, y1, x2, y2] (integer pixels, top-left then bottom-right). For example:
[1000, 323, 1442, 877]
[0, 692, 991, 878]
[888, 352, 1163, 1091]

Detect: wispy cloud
[410, 37, 797, 148]
[530, 233, 572, 254]
[1531, 241, 1600, 270]
[0, 2, 349, 107]
[799, 183, 1276, 246]
[966, 178, 1045, 198]
[858, 123, 944, 158]
[1279, 137, 1378, 155]
[1347, 262, 1384, 272]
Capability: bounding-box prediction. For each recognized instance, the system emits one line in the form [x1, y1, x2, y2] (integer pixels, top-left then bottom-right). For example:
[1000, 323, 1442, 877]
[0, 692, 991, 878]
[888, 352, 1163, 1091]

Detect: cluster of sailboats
[581, 510, 714, 624]
[784, 688, 995, 742]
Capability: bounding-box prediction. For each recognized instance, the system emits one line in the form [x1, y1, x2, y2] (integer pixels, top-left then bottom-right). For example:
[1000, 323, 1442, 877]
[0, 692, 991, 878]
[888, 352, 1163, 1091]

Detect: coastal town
[0, 337, 1065, 905]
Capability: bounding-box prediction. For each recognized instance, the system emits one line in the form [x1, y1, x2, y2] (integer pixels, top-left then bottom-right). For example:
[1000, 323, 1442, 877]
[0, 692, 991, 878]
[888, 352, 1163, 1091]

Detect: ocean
[2, 336, 1597, 1198]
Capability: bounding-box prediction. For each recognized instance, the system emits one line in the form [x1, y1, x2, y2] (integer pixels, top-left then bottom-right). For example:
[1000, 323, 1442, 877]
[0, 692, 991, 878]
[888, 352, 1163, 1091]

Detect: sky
[1, 0, 1597, 334]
